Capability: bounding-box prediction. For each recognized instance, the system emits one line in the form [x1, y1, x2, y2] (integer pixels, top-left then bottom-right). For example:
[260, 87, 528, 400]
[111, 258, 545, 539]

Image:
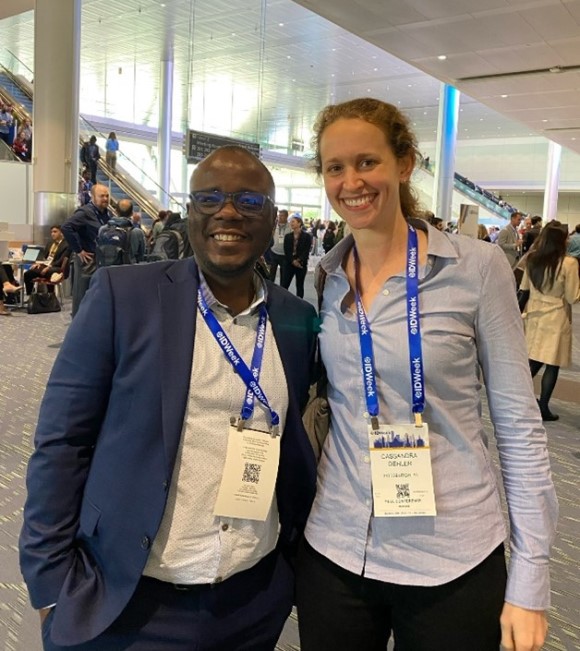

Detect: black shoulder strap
[314, 265, 327, 312]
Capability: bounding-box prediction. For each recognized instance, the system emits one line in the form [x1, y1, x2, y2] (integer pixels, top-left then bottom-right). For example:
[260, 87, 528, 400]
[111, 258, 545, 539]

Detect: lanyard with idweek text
[353, 224, 425, 428]
[196, 288, 280, 436]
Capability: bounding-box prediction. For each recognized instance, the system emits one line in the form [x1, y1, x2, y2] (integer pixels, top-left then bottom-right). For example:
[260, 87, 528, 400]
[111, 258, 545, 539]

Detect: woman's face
[290, 218, 302, 232]
[319, 118, 411, 232]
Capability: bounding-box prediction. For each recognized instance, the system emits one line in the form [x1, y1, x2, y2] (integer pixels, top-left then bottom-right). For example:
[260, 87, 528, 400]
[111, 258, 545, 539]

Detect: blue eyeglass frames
[189, 191, 274, 216]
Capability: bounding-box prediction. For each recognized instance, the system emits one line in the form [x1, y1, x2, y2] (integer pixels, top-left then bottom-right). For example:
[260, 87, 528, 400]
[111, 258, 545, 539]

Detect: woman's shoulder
[563, 254, 579, 268]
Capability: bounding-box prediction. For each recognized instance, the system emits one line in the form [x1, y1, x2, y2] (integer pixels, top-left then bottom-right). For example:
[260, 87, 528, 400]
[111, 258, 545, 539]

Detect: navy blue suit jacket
[20, 257, 318, 646]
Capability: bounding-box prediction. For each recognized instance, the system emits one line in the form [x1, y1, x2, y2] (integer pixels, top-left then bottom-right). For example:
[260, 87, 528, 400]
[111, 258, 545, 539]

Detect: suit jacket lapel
[159, 259, 198, 474]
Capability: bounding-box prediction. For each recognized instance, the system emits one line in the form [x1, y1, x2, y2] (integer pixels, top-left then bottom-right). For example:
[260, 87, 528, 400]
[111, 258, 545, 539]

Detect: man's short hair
[531, 215, 542, 226]
[50, 225, 62, 232]
[575, 224, 580, 234]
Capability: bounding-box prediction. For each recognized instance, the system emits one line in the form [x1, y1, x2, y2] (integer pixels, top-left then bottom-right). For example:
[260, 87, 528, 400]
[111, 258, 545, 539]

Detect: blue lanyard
[196, 287, 280, 436]
[353, 224, 425, 430]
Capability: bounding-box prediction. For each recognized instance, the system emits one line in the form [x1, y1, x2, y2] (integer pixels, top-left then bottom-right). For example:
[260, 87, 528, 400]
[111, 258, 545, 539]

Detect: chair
[32, 256, 70, 308]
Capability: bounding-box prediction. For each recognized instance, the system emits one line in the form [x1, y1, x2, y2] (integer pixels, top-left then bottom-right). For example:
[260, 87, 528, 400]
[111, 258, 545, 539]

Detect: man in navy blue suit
[20, 146, 318, 650]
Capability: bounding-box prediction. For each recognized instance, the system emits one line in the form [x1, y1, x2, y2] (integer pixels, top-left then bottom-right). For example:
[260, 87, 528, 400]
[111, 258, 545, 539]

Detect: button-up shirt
[305, 222, 558, 610]
[144, 272, 288, 584]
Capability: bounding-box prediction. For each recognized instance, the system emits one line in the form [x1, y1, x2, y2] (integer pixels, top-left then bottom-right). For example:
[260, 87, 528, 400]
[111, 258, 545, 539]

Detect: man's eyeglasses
[189, 191, 273, 217]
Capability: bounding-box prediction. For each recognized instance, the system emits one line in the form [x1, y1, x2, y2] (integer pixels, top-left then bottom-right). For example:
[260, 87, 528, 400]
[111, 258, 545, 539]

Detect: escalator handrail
[94, 156, 165, 221]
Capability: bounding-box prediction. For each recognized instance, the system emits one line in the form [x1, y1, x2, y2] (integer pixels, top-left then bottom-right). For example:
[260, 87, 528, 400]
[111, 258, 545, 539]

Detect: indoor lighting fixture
[437, 55, 447, 60]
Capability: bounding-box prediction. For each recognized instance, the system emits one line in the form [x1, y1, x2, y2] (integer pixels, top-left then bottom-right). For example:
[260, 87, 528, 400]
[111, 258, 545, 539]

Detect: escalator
[0, 69, 33, 114]
[0, 64, 181, 224]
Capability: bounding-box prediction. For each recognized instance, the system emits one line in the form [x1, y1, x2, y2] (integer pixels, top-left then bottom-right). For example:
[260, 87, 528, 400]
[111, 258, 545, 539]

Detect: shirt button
[233, 318, 238, 325]
[162, 480, 168, 490]
[363, 411, 369, 418]
[363, 455, 370, 463]
[382, 289, 390, 296]
[365, 499, 371, 507]
[221, 524, 229, 532]
[141, 536, 151, 550]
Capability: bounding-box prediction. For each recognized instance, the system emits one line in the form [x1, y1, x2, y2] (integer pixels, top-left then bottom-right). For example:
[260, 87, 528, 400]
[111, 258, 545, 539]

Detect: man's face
[92, 186, 110, 210]
[50, 228, 61, 242]
[278, 210, 289, 225]
[188, 150, 276, 279]
[511, 213, 522, 228]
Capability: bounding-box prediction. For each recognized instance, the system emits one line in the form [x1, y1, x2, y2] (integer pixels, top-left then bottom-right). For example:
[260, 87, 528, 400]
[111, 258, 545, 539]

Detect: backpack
[148, 219, 193, 261]
[96, 217, 133, 267]
[149, 229, 184, 261]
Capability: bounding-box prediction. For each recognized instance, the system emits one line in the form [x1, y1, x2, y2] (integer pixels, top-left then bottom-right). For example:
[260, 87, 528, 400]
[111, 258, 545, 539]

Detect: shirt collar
[320, 218, 459, 276]
[198, 269, 267, 316]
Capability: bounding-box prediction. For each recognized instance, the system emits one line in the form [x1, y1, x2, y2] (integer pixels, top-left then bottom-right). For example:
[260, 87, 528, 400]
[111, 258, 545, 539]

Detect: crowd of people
[0, 101, 33, 161]
[7, 95, 578, 651]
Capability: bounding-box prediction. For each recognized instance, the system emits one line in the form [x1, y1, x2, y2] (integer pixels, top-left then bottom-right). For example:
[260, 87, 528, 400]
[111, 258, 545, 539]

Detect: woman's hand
[500, 602, 547, 651]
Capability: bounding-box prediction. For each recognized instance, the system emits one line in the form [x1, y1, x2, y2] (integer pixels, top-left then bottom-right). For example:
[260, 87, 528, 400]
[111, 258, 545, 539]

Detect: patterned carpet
[0, 292, 578, 651]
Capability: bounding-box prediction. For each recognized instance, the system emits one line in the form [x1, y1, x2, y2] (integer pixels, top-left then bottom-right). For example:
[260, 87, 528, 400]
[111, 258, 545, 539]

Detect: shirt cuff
[505, 554, 551, 611]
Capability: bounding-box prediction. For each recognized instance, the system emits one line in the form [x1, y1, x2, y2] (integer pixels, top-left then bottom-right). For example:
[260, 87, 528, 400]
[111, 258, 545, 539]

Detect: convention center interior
[0, 0, 579, 649]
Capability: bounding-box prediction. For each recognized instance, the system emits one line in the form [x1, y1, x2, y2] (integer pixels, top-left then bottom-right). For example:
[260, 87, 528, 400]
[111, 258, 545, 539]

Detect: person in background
[295, 97, 558, 651]
[322, 221, 337, 253]
[61, 184, 112, 316]
[148, 210, 168, 251]
[520, 221, 580, 421]
[23, 225, 70, 294]
[1, 263, 21, 303]
[12, 132, 29, 161]
[309, 218, 321, 255]
[86, 135, 100, 184]
[566, 223, 580, 266]
[282, 215, 311, 299]
[0, 103, 14, 145]
[130, 208, 146, 263]
[269, 208, 291, 284]
[18, 118, 32, 150]
[477, 224, 491, 242]
[498, 212, 523, 268]
[77, 169, 93, 206]
[105, 132, 119, 172]
[522, 216, 543, 254]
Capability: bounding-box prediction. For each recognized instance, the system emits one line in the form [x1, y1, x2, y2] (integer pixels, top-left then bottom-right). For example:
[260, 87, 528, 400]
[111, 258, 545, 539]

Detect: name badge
[214, 424, 280, 521]
[278, 236, 284, 244]
[368, 423, 436, 517]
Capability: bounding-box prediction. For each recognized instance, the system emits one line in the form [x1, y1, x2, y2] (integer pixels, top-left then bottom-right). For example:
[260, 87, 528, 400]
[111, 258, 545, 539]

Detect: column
[158, 33, 174, 208]
[542, 140, 561, 222]
[33, 0, 81, 243]
[433, 83, 460, 223]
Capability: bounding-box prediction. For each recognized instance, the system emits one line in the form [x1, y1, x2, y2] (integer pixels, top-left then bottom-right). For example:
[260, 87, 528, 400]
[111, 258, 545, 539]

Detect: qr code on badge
[242, 463, 262, 484]
[396, 483, 410, 499]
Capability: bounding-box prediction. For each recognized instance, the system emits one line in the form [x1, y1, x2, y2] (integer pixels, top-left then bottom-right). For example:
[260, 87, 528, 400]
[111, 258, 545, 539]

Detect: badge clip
[371, 416, 380, 431]
[414, 412, 423, 428]
[236, 418, 246, 432]
[270, 424, 280, 438]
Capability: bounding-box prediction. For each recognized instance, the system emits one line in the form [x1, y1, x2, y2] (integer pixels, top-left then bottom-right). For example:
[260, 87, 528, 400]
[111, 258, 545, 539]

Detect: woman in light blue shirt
[296, 98, 558, 651]
[105, 131, 119, 172]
